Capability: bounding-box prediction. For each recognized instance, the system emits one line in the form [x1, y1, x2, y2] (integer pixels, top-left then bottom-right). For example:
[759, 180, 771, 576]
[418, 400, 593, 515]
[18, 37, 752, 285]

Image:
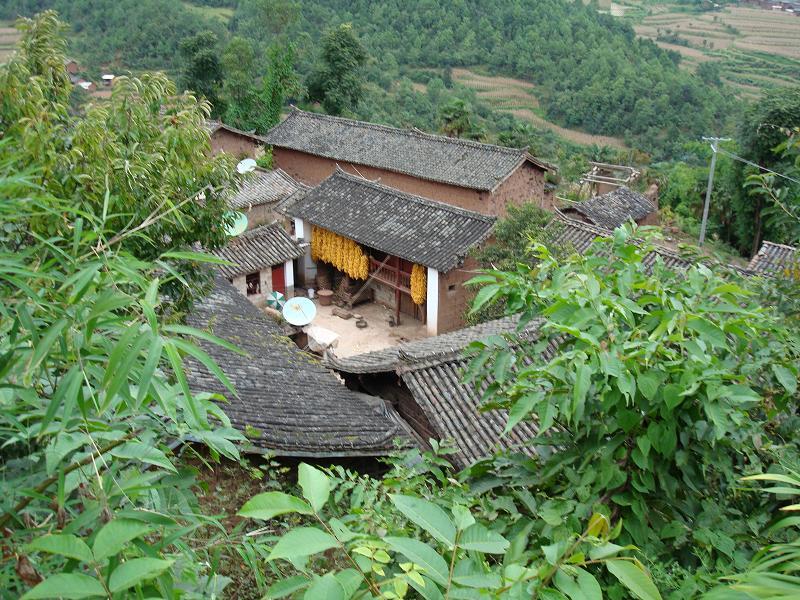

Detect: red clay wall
[211, 130, 263, 159]
[436, 257, 481, 334]
[487, 162, 552, 217]
[273, 148, 553, 217]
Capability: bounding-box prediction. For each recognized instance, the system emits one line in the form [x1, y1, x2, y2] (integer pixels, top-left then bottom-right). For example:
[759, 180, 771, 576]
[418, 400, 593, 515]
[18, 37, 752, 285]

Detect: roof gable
[264, 108, 551, 191]
[185, 278, 413, 457]
[213, 224, 305, 279]
[283, 170, 496, 272]
[565, 186, 656, 229]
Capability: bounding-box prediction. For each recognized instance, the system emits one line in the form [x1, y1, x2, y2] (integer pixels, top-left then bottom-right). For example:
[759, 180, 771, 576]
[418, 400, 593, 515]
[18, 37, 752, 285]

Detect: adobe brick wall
[231, 267, 273, 306]
[435, 256, 481, 334]
[211, 130, 264, 159]
[272, 148, 550, 217]
[487, 162, 552, 217]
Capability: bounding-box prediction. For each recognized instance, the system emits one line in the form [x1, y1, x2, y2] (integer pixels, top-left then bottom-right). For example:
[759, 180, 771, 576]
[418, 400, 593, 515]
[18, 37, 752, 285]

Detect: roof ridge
[286, 107, 526, 157]
[333, 170, 496, 224]
[760, 240, 799, 252]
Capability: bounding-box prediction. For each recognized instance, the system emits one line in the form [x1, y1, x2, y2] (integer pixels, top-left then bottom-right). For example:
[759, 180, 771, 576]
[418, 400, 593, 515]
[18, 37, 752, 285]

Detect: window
[448, 284, 457, 293]
[246, 272, 261, 296]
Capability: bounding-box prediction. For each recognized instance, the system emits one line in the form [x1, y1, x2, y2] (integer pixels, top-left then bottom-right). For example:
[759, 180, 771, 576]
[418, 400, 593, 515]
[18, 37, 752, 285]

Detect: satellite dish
[282, 296, 317, 326]
[224, 211, 248, 237]
[237, 158, 257, 174]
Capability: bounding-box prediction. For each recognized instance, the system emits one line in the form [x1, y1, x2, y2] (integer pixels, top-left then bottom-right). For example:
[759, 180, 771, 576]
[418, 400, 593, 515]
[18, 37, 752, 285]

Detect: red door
[271, 263, 286, 295]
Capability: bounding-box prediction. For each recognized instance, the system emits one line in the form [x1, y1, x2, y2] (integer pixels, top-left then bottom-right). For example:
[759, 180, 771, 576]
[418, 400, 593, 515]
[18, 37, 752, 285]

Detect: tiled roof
[563, 186, 656, 229]
[205, 119, 267, 142]
[263, 108, 553, 191]
[327, 315, 552, 469]
[281, 170, 496, 272]
[547, 212, 693, 271]
[325, 315, 527, 374]
[229, 168, 307, 210]
[184, 278, 414, 457]
[213, 224, 305, 279]
[747, 241, 799, 276]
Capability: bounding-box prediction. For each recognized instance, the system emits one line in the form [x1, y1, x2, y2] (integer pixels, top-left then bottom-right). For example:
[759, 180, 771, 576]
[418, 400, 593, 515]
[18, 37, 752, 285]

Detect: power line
[717, 148, 800, 186]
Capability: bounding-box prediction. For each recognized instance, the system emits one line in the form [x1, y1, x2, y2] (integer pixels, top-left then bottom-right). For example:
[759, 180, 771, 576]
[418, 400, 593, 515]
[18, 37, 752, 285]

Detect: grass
[623, 2, 800, 98]
[181, 1, 234, 23]
[450, 67, 629, 149]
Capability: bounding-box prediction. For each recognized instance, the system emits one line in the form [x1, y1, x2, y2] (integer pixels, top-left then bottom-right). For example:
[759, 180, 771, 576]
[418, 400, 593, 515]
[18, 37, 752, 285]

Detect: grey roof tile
[563, 186, 656, 229]
[264, 108, 553, 191]
[747, 241, 799, 276]
[184, 278, 415, 457]
[213, 224, 305, 279]
[229, 168, 308, 210]
[282, 170, 496, 272]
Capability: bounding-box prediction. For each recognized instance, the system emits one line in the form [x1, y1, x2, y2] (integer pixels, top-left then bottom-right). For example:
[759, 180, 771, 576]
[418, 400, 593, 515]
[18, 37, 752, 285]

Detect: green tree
[467, 226, 800, 590]
[0, 13, 243, 596]
[0, 11, 238, 312]
[731, 87, 800, 254]
[306, 23, 367, 115]
[262, 42, 299, 129]
[179, 30, 226, 117]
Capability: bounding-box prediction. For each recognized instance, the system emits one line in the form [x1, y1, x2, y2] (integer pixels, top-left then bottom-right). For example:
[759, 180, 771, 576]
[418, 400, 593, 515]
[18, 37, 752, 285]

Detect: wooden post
[395, 287, 401, 326]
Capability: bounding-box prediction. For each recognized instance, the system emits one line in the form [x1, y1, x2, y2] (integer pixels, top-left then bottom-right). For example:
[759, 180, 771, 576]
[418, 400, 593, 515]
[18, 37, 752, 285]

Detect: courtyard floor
[309, 299, 428, 357]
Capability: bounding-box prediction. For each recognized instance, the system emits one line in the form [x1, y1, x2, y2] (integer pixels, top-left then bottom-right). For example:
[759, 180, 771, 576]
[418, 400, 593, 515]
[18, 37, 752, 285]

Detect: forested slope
[1, 0, 736, 155]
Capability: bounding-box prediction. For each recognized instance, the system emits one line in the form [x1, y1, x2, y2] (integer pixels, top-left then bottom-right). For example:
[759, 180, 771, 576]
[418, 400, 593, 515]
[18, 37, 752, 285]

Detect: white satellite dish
[224, 211, 248, 237]
[282, 296, 317, 326]
[237, 158, 257, 174]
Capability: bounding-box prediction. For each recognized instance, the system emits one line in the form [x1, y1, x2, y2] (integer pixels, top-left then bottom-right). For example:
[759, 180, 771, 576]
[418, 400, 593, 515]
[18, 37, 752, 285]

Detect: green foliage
[0, 0, 226, 71]
[705, 468, 800, 598]
[306, 23, 367, 115]
[0, 16, 247, 595]
[729, 87, 800, 254]
[0, 12, 238, 312]
[438, 98, 484, 140]
[179, 30, 226, 116]
[466, 226, 800, 591]
[237, 456, 662, 599]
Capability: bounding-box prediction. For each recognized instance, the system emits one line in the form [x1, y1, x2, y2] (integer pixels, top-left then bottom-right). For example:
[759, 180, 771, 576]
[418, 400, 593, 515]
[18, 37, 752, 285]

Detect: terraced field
[0, 24, 20, 63]
[451, 68, 628, 149]
[622, 2, 800, 99]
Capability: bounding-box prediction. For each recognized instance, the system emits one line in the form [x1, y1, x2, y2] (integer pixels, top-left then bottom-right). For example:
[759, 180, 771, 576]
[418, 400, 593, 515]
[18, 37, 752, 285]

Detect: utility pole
[698, 136, 731, 246]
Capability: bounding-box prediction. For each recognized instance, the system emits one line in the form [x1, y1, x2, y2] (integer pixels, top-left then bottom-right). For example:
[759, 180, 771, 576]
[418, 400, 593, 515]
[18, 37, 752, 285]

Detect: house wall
[211, 130, 264, 159]
[244, 203, 291, 231]
[231, 267, 273, 306]
[487, 162, 553, 217]
[435, 256, 480, 334]
[272, 148, 550, 217]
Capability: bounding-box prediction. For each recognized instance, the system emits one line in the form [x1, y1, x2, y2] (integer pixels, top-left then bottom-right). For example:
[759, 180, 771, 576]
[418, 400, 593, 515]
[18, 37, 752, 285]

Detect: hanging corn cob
[310, 225, 370, 280]
[410, 263, 427, 305]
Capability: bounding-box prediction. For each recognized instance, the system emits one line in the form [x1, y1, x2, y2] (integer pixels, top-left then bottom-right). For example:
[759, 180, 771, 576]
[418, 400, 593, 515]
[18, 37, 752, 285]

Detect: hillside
[622, 1, 800, 101]
[1, 0, 737, 157]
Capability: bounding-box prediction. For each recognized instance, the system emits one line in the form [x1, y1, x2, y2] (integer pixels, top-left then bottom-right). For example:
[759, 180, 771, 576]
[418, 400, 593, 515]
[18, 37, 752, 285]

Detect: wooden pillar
[395, 287, 401, 325]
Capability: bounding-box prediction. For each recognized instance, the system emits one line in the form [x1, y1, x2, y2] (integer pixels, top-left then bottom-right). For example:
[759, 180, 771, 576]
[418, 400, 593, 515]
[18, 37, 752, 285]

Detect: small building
[76, 79, 96, 92]
[63, 58, 79, 75]
[185, 278, 415, 458]
[212, 223, 305, 305]
[580, 161, 640, 196]
[263, 108, 555, 217]
[205, 120, 266, 159]
[561, 186, 658, 229]
[282, 170, 496, 335]
[747, 240, 799, 277]
[326, 315, 555, 469]
[101, 74, 115, 87]
[229, 168, 307, 230]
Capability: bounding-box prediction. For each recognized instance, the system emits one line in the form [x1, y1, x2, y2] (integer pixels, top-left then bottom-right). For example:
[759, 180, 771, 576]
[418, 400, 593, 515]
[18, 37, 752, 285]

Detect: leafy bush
[466, 226, 800, 592]
[237, 453, 662, 599]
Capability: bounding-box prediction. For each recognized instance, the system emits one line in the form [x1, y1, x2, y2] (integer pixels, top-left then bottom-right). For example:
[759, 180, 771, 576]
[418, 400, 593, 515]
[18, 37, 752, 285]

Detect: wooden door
[271, 263, 286, 295]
